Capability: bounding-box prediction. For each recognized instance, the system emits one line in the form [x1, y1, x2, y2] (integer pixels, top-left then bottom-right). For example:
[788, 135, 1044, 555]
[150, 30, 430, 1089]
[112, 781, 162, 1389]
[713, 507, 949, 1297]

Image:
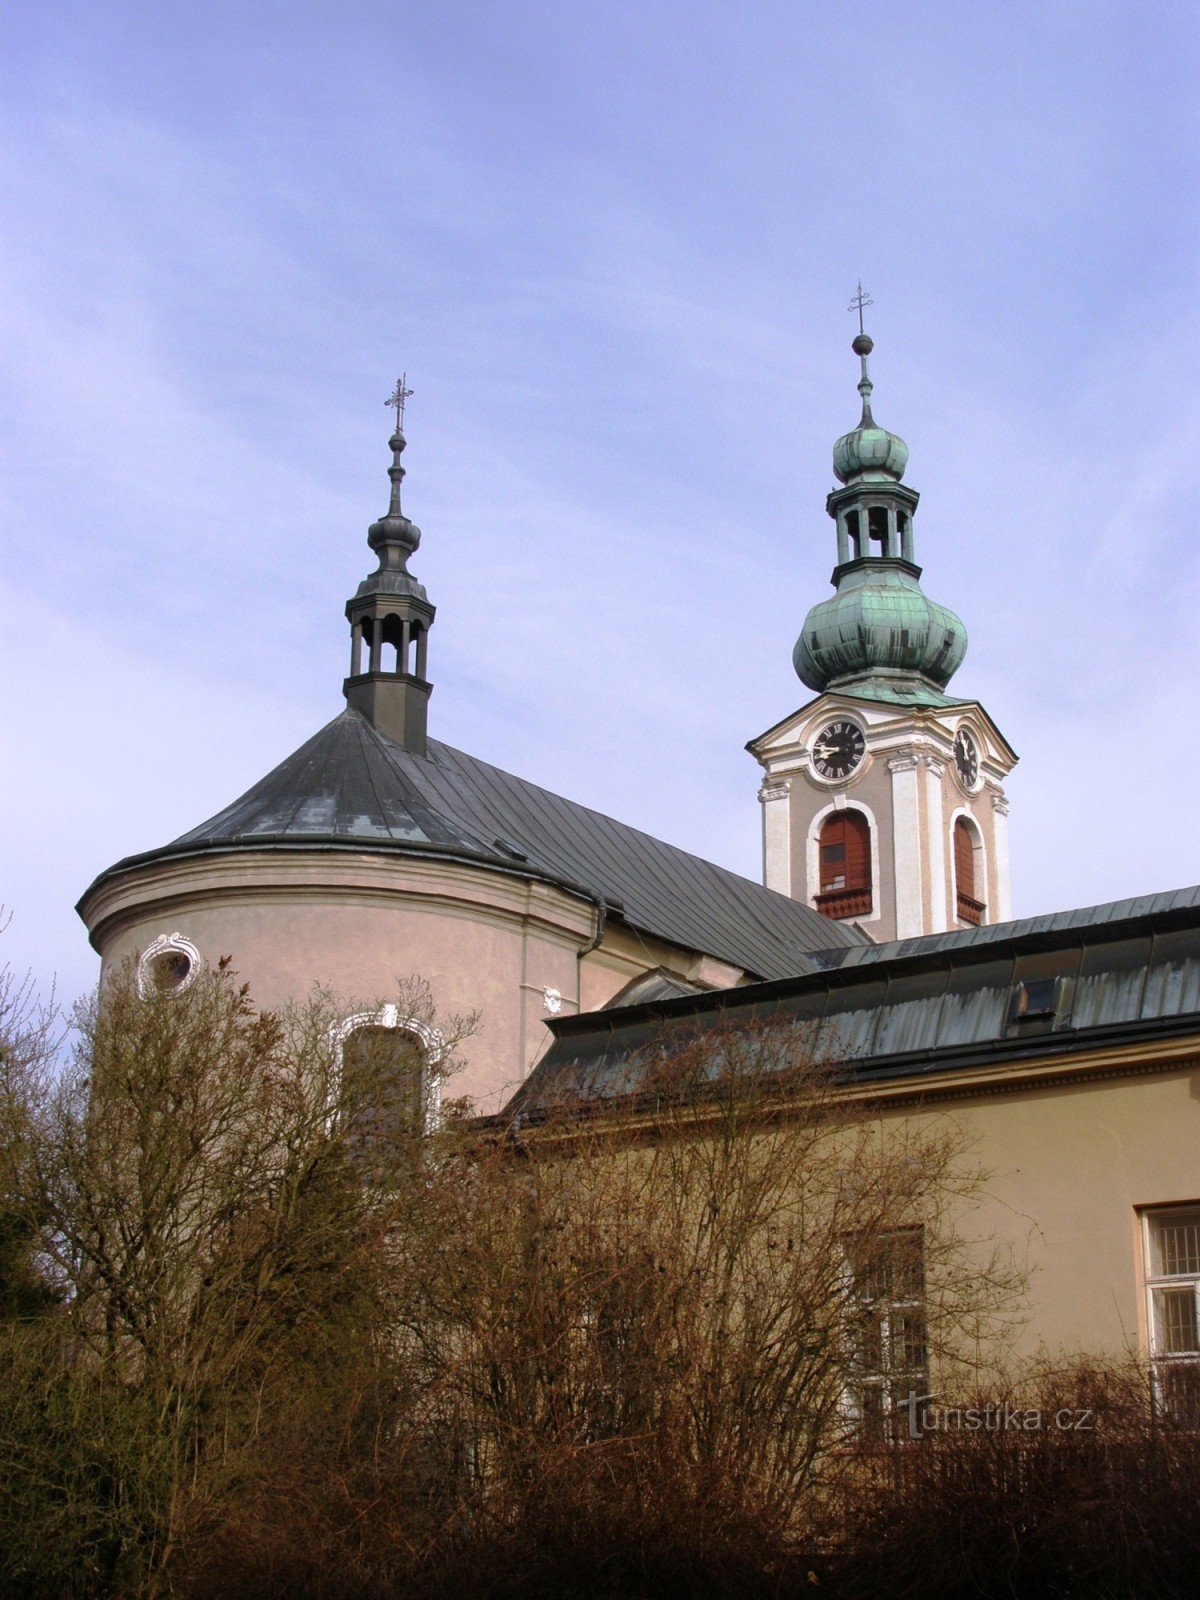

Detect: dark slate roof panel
[91, 709, 864, 980]
[817, 886, 1200, 969]
[504, 892, 1200, 1118]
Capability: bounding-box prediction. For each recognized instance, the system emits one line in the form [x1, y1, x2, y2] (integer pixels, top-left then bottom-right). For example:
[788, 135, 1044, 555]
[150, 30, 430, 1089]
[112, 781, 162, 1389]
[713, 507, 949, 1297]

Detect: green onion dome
[832, 420, 909, 483]
[793, 562, 967, 694]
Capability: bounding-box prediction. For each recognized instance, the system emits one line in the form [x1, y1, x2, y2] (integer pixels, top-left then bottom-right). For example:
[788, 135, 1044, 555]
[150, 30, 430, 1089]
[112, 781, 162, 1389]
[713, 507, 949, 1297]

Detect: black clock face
[812, 720, 866, 781]
[954, 728, 980, 788]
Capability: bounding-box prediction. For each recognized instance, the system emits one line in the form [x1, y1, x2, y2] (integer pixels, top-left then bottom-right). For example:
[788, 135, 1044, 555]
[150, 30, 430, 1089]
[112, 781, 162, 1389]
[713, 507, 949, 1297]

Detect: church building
[77, 325, 1200, 1405]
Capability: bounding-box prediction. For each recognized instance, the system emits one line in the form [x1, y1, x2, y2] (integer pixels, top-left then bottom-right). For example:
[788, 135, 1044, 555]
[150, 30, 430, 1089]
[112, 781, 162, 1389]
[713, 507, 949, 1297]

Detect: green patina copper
[794, 563, 967, 698]
[794, 328, 967, 706]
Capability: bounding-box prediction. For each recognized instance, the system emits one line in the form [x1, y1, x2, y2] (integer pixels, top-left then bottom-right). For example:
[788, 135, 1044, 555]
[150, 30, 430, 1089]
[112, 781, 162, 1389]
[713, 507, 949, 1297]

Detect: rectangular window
[1143, 1205, 1200, 1426]
[845, 1227, 928, 1441]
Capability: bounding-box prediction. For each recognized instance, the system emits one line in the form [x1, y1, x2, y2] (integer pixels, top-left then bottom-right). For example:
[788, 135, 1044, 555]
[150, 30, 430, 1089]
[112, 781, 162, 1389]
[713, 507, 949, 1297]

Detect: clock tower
[748, 322, 1016, 942]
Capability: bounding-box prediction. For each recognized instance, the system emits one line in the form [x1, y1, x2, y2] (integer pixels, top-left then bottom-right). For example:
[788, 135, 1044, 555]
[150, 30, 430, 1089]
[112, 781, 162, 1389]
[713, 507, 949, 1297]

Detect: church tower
[748, 315, 1016, 942]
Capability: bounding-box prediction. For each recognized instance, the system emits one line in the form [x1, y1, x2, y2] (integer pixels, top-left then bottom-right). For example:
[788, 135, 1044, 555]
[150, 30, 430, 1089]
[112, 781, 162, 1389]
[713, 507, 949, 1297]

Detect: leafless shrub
[829, 1353, 1200, 1600]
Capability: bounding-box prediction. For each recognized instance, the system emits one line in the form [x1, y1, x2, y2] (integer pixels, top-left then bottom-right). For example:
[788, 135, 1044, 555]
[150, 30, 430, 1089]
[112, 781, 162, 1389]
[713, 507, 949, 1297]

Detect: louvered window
[954, 818, 985, 927]
[1144, 1206, 1200, 1426]
[817, 810, 871, 920]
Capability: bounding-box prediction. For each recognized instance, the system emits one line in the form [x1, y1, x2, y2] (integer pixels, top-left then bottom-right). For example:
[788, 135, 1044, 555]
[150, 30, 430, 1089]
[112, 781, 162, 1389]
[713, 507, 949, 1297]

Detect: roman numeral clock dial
[811, 720, 866, 781]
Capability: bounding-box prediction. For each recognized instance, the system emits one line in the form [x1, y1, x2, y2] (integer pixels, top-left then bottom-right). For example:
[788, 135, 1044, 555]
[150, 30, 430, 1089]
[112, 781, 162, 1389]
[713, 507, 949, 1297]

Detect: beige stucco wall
[81, 849, 735, 1116]
[869, 1055, 1200, 1363]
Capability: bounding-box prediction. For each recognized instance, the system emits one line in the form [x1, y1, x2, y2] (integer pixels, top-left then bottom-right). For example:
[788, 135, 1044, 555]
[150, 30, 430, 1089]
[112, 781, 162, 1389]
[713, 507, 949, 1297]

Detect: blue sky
[2, 0, 1199, 1004]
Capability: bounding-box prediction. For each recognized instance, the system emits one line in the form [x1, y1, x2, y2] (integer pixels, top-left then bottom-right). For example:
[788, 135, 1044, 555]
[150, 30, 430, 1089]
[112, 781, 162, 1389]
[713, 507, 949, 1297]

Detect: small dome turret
[832, 322, 909, 483]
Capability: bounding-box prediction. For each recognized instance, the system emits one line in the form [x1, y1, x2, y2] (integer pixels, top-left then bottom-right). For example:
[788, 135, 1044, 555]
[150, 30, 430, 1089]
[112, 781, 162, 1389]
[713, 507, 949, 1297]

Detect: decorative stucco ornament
[136, 931, 201, 998]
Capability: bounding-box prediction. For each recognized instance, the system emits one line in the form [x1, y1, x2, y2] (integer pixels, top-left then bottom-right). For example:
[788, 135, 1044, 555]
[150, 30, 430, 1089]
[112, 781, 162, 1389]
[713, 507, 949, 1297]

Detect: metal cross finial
[386, 374, 414, 432]
[848, 281, 873, 335]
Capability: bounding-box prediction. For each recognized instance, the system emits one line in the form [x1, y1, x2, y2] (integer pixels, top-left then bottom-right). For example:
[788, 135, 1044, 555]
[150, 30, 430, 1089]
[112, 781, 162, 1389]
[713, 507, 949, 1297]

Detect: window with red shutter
[954, 817, 985, 926]
[816, 810, 872, 920]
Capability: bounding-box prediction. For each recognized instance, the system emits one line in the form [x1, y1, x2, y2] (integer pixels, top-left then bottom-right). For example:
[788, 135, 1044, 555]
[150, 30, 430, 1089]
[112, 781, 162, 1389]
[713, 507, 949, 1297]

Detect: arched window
[334, 1007, 445, 1173]
[954, 817, 985, 926]
[816, 810, 872, 920]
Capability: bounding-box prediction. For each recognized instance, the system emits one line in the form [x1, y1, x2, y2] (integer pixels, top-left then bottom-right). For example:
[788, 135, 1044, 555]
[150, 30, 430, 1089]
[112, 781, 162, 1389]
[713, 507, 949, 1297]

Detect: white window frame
[842, 1226, 929, 1440]
[1141, 1204, 1200, 1421]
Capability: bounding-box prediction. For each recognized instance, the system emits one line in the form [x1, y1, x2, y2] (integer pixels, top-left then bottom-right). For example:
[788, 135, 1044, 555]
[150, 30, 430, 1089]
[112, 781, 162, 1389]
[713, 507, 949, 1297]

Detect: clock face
[954, 728, 980, 788]
[812, 720, 866, 781]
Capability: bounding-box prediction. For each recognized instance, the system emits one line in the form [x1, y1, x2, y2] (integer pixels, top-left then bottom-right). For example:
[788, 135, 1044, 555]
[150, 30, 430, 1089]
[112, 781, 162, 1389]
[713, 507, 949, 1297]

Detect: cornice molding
[758, 779, 792, 803]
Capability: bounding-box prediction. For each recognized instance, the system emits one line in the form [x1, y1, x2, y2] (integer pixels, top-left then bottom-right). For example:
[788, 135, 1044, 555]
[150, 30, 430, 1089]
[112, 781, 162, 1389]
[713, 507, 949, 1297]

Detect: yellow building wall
[876, 1061, 1200, 1361]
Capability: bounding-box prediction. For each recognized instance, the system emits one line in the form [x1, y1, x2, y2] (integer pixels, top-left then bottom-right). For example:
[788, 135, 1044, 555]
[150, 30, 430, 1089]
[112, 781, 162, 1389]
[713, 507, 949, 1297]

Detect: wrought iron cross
[386, 374, 414, 432]
[848, 281, 873, 335]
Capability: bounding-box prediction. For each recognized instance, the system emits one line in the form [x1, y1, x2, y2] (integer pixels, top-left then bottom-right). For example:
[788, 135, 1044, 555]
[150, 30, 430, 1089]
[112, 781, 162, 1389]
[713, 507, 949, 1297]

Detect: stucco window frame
[332, 1005, 446, 1137]
[136, 932, 202, 999]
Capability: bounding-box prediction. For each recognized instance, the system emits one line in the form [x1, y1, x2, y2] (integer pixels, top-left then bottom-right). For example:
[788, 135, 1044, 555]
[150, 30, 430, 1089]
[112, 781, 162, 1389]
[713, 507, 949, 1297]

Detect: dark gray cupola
[343, 377, 435, 753]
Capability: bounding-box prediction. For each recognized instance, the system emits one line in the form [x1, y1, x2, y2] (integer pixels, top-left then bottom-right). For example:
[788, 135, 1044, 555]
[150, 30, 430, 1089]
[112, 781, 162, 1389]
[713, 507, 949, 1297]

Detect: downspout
[575, 894, 610, 1012]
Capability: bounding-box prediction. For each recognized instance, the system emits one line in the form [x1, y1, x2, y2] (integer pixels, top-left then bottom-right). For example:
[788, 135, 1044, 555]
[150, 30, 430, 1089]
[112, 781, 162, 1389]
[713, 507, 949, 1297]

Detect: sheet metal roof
[81, 709, 864, 980]
[508, 888, 1200, 1115]
[815, 886, 1200, 967]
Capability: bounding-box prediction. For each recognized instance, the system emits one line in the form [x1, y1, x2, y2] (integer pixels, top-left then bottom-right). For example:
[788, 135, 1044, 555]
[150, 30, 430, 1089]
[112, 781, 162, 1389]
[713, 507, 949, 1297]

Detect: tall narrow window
[954, 817, 985, 926]
[340, 1023, 429, 1176]
[1144, 1206, 1200, 1426]
[816, 810, 871, 920]
[845, 1228, 928, 1441]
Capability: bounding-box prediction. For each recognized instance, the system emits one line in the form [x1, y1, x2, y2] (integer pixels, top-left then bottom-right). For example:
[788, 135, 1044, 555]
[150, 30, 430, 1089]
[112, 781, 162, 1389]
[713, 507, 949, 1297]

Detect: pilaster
[888, 750, 923, 940]
[990, 787, 1012, 924]
[759, 778, 792, 896]
[922, 754, 949, 934]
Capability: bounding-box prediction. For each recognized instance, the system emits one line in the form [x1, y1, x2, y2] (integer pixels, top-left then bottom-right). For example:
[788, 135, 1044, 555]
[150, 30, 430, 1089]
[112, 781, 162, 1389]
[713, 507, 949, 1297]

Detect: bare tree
[1, 961, 1023, 1600]
[382, 1019, 1025, 1596]
[0, 956, 475, 1599]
